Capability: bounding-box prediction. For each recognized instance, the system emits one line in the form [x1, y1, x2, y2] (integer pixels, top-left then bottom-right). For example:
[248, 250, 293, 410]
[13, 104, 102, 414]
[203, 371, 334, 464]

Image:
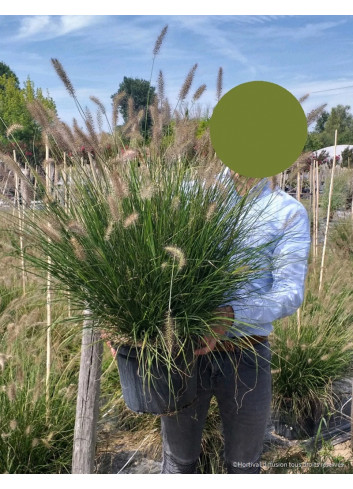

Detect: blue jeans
[160, 340, 272, 474]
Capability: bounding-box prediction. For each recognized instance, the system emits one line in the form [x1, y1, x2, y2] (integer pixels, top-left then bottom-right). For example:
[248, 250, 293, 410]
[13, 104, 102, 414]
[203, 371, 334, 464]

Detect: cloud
[171, 17, 248, 64]
[14, 15, 103, 41]
[253, 19, 347, 41]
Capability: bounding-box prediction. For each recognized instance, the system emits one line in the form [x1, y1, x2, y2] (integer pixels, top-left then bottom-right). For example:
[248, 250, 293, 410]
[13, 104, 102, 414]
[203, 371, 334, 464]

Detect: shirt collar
[220, 167, 274, 200]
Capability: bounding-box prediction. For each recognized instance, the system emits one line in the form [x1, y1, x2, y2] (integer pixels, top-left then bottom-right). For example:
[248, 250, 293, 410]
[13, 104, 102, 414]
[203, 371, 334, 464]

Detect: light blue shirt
[221, 173, 311, 338]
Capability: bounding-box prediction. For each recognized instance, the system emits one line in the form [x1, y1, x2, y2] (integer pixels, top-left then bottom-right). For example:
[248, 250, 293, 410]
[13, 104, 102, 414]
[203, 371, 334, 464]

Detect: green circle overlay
[209, 81, 307, 178]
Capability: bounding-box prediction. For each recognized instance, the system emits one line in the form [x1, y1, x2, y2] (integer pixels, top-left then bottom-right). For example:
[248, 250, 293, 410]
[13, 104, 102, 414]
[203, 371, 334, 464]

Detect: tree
[304, 105, 353, 153]
[341, 146, 353, 167]
[321, 105, 353, 146]
[0, 75, 56, 165]
[314, 110, 329, 132]
[0, 61, 20, 89]
[111, 77, 156, 139]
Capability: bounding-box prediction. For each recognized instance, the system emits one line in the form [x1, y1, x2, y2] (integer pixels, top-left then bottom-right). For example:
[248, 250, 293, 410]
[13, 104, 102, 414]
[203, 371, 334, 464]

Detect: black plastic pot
[116, 344, 198, 415]
[273, 399, 322, 440]
[273, 412, 318, 440]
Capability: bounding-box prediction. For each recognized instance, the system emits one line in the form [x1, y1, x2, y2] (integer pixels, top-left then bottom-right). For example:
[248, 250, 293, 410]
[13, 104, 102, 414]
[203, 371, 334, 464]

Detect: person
[160, 169, 311, 474]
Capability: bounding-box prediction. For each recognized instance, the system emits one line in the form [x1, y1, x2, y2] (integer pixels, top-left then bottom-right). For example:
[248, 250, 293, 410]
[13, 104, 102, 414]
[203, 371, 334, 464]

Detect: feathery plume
[104, 220, 115, 241]
[67, 220, 87, 236]
[164, 245, 186, 270]
[70, 236, 86, 261]
[0, 353, 11, 372]
[306, 103, 327, 127]
[73, 118, 93, 150]
[192, 84, 207, 102]
[216, 67, 223, 102]
[161, 99, 171, 126]
[6, 382, 16, 402]
[157, 70, 165, 103]
[164, 311, 176, 353]
[9, 420, 17, 430]
[6, 124, 23, 138]
[110, 170, 129, 199]
[0, 152, 27, 181]
[171, 196, 180, 211]
[206, 202, 217, 221]
[41, 438, 51, 449]
[320, 354, 330, 361]
[298, 93, 309, 104]
[38, 222, 62, 243]
[112, 91, 125, 128]
[179, 64, 198, 103]
[84, 106, 99, 149]
[51, 58, 76, 97]
[32, 438, 39, 448]
[140, 182, 155, 200]
[27, 100, 52, 132]
[25, 426, 32, 435]
[90, 96, 106, 115]
[153, 25, 168, 56]
[107, 195, 120, 222]
[96, 109, 103, 134]
[123, 212, 139, 228]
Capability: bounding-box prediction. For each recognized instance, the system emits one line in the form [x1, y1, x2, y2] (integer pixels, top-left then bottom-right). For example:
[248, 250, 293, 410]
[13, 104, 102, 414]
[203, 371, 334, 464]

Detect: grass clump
[271, 258, 353, 437]
[0, 321, 79, 473]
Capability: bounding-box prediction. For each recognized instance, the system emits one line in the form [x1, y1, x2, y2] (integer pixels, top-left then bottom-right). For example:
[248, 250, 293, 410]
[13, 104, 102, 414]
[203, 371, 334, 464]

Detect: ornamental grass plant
[270, 256, 353, 437]
[1, 153, 280, 387]
[0, 286, 80, 473]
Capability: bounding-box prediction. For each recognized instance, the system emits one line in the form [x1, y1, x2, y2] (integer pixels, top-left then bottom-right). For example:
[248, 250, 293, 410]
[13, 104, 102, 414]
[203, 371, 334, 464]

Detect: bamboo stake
[278, 172, 283, 190]
[315, 160, 319, 258]
[1, 168, 10, 196]
[296, 170, 301, 201]
[72, 311, 103, 474]
[88, 152, 98, 189]
[63, 153, 68, 213]
[312, 160, 317, 260]
[13, 151, 26, 295]
[45, 143, 52, 417]
[63, 153, 72, 318]
[319, 130, 337, 293]
[32, 165, 37, 219]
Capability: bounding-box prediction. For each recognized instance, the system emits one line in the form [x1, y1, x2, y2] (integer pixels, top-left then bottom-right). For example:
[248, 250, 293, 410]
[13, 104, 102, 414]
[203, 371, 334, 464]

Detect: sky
[2, 13, 353, 132]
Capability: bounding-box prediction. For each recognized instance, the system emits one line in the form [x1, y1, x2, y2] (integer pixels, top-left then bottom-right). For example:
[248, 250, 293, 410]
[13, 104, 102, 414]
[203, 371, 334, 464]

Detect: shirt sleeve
[226, 202, 311, 327]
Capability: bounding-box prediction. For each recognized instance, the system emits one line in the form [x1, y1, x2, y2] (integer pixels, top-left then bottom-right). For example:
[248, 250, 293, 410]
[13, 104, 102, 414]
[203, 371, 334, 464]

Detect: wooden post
[319, 130, 337, 293]
[72, 312, 103, 474]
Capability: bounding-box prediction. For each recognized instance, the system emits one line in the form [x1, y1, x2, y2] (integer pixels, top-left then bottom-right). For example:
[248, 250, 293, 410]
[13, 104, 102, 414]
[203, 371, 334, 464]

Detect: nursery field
[1, 27, 353, 474]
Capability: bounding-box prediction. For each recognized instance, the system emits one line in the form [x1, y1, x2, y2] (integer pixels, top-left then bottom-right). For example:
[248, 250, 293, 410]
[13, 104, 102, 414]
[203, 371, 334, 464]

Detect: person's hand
[194, 306, 234, 356]
[101, 331, 117, 357]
